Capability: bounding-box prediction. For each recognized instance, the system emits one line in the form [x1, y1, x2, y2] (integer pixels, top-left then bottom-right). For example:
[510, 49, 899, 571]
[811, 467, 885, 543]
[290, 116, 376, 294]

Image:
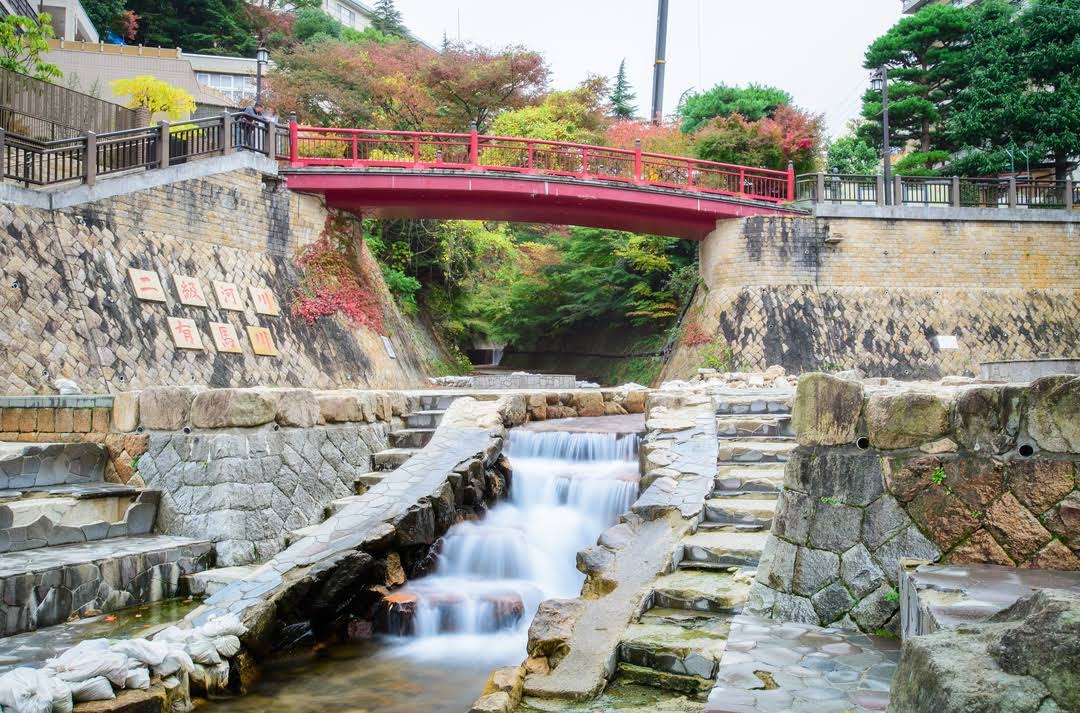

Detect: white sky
[392, 0, 902, 138]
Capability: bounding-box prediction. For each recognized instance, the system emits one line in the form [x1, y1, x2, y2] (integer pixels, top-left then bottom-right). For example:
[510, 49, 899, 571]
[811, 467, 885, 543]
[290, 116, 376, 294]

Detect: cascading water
[394, 424, 641, 664]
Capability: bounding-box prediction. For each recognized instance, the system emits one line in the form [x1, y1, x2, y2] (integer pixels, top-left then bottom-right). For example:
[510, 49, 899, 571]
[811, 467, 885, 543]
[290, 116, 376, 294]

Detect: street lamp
[871, 67, 891, 205]
[255, 44, 269, 107]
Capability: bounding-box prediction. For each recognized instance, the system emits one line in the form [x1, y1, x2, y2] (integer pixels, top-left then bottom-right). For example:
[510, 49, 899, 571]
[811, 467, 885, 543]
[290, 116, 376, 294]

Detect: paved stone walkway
[704, 615, 899, 713]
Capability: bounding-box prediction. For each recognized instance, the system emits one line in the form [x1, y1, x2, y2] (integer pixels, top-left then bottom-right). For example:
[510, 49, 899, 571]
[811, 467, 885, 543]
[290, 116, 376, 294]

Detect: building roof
[184, 52, 261, 77]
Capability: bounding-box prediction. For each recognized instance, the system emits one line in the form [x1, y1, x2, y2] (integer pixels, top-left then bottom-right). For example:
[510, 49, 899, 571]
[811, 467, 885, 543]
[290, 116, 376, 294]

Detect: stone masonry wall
[749, 373, 1080, 635]
[663, 216, 1080, 379]
[0, 167, 431, 395]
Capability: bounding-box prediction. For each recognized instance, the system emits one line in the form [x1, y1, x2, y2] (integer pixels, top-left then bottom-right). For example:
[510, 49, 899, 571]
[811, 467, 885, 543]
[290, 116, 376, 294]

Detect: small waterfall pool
[210, 415, 643, 713]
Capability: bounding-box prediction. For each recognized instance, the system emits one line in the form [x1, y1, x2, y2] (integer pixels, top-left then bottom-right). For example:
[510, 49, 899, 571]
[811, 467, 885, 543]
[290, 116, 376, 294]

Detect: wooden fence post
[157, 121, 170, 169]
[84, 132, 96, 187]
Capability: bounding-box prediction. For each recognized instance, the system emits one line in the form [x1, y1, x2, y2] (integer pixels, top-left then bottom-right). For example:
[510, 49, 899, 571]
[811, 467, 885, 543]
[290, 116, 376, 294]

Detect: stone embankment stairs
[616, 391, 795, 695]
[0, 441, 213, 636]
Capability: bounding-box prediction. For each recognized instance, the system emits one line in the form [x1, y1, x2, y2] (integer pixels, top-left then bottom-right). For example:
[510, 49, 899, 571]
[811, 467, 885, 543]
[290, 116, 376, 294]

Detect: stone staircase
[371, 394, 459, 473]
[0, 441, 213, 636]
[616, 390, 795, 696]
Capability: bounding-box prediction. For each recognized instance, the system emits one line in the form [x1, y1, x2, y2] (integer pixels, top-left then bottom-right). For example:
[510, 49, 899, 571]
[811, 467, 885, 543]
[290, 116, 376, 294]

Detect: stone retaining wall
[750, 373, 1080, 634]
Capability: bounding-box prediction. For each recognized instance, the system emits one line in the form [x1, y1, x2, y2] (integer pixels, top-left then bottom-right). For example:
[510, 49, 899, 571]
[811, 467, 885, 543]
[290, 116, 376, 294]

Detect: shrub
[682, 322, 711, 346]
[700, 340, 735, 371]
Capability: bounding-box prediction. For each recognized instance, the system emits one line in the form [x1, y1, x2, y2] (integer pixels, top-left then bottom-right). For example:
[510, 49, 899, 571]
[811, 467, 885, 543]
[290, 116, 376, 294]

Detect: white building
[321, 0, 376, 32]
[0, 0, 98, 41]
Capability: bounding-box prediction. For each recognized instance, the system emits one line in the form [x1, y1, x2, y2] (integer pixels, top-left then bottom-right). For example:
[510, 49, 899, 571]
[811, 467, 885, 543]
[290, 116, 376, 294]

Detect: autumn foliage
[292, 214, 384, 333]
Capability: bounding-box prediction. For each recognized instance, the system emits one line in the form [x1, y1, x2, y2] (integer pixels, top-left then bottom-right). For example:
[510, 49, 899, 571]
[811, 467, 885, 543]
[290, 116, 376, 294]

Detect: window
[195, 72, 257, 103]
[332, 2, 356, 27]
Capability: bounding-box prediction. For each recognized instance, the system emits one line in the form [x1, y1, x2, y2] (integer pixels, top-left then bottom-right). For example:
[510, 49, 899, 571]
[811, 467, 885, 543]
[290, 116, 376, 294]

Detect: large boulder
[573, 391, 605, 418]
[268, 389, 321, 428]
[866, 391, 950, 450]
[889, 589, 1080, 713]
[111, 390, 141, 432]
[526, 598, 584, 672]
[953, 386, 1022, 454]
[791, 373, 864, 447]
[316, 392, 364, 423]
[138, 386, 200, 430]
[190, 389, 276, 429]
[1026, 376, 1080, 453]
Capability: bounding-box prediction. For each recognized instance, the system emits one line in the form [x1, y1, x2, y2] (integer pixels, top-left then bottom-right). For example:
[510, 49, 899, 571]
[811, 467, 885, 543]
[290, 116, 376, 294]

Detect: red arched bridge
[281, 125, 804, 239]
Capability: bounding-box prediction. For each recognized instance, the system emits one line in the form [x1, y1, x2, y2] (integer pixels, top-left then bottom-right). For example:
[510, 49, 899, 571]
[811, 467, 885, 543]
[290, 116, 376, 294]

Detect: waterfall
[393, 426, 640, 663]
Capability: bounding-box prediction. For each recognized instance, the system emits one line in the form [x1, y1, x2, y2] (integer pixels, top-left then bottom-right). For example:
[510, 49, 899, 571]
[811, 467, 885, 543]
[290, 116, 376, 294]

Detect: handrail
[0, 111, 279, 187]
[796, 172, 1077, 211]
[287, 124, 796, 204]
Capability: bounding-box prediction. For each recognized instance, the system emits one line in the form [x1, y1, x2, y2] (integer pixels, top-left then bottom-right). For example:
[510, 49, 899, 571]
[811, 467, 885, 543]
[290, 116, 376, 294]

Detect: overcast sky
[391, 0, 901, 138]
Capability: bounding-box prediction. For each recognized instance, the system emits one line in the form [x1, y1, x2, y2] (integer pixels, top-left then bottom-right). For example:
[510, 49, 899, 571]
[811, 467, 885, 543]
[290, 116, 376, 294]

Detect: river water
[210, 415, 643, 713]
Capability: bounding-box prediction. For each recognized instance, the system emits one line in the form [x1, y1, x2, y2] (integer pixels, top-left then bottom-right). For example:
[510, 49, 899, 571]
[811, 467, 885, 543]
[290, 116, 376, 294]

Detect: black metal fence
[797, 173, 1077, 211]
[0, 112, 285, 187]
[0, 68, 138, 141]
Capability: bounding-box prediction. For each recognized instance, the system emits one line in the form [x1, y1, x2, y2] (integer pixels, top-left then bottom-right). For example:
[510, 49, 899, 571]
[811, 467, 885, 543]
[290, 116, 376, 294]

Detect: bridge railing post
[737, 167, 744, 196]
[84, 131, 96, 187]
[1066, 178, 1074, 211]
[265, 118, 277, 160]
[1008, 176, 1017, 208]
[633, 139, 642, 183]
[222, 111, 234, 156]
[893, 174, 903, 207]
[469, 128, 479, 167]
[951, 176, 961, 208]
[288, 114, 299, 166]
[875, 175, 885, 207]
[157, 120, 170, 169]
[786, 161, 794, 202]
[816, 172, 825, 204]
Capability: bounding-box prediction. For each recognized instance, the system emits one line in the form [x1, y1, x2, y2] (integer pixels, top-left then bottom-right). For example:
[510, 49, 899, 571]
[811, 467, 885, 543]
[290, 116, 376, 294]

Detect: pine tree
[371, 0, 406, 38]
[610, 59, 637, 120]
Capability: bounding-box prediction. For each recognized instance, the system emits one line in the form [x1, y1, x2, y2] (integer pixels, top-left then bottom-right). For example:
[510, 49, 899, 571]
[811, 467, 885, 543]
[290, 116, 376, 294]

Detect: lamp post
[650, 0, 670, 126]
[255, 44, 269, 107]
[871, 67, 891, 205]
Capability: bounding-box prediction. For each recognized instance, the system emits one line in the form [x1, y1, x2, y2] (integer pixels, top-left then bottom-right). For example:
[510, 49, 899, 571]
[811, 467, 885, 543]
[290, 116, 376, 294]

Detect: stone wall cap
[0, 395, 114, 409]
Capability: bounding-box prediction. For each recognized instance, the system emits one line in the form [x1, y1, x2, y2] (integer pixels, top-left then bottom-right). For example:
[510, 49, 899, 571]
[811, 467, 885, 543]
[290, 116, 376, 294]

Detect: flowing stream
[210, 416, 642, 713]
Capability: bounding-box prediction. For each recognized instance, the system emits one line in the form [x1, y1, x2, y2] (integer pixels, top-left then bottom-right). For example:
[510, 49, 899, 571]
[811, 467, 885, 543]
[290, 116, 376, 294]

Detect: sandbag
[48, 676, 73, 713]
[51, 652, 129, 687]
[197, 614, 246, 639]
[0, 668, 57, 713]
[66, 677, 114, 703]
[155, 649, 194, 678]
[184, 636, 221, 665]
[123, 666, 150, 691]
[213, 635, 241, 658]
[111, 639, 169, 667]
[154, 627, 190, 645]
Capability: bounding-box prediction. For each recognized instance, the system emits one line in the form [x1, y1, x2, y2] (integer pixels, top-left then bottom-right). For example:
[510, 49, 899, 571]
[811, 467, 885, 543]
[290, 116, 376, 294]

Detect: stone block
[772, 490, 812, 545]
[841, 544, 885, 598]
[862, 495, 911, 551]
[36, 408, 55, 433]
[906, 486, 980, 552]
[1045, 492, 1080, 551]
[111, 391, 141, 433]
[808, 500, 863, 553]
[791, 373, 864, 446]
[850, 584, 896, 632]
[1023, 540, 1080, 570]
[811, 580, 855, 624]
[54, 408, 74, 433]
[757, 537, 797, 592]
[268, 389, 321, 428]
[866, 392, 950, 450]
[883, 454, 944, 504]
[72, 408, 92, 433]
[772, 592, 817, 624]
[316, 393, 364, 423]
[191, 389, 276, 429]
[91, 408, 110, 433]
[140, 387, 198, 431]
[16, 409, 36, 433]
[948, 459, 1006, 511]
[792, 547, 839, 596]
[945, 529, 1013, 566]
[952, 386, 1022, 454]
[984, 492, 1052, 563]
[785, 449, 883, 507]
[1026, 376, 1080, 453]
[573, 392, 604, 418]
[1007, 460, 1075, 515]
[871, 525, 941, 585]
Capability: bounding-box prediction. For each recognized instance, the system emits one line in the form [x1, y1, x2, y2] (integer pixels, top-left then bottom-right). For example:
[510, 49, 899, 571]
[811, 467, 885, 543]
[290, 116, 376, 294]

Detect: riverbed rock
[139, 386, 199, 430]
[792, 373, 864, 446]
[469, 692, 512, 713]
[889, 588, 1080, 713]
[73, 684, 167, 712]
[526, 598, 584, 670]
[191, 389, 276, 429]
[573, 392, 605, 417]
[866, 391, 950, 450]
[1026, 376, 1080, 453]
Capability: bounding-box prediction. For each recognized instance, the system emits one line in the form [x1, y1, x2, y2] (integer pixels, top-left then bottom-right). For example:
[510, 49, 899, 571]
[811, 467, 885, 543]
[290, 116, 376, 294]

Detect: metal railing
[0, 68, 138, 140]
[798, 173, 1077, 211]
[288, 126, 796, 204]
[0, 112, 281, 187]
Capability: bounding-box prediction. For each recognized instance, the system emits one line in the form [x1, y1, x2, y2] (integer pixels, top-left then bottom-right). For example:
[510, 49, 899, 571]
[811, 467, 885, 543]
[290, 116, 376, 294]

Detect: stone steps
[405, 409, 447, 429]
[716, 439, 796, 464]
[703, 497, 777, 528]
[714, 396, 791, 416]
[680, 531, 770, 570]
[617, 621, 729, 682]
[412, 394, 462, 412]
[373, 447, 420, 471]
[352, 472, 385, 495]
[182, 564, 258, 597]
[650, 570, 750, 614]
[0, 442, 107, 490]
[615, 662, 716, 696]
[390, 428, 436, 450]
[713, 464, 786, 496]
[715, 414, 794, 439]
[0, 534, 214, 637]
[0, 489, 160, 553]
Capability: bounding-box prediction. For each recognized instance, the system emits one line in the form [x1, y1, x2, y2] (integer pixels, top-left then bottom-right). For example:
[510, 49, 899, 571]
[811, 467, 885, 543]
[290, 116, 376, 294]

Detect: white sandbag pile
[0, 614, 246, 713]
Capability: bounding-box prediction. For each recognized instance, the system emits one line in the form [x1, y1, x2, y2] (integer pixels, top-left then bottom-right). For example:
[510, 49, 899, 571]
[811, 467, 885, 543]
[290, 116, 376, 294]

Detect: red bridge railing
[287, 124, 795, 204]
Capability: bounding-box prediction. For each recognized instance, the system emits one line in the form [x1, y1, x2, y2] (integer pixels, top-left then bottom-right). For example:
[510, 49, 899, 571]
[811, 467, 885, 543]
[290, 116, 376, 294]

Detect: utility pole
[651, 0, 669, 125]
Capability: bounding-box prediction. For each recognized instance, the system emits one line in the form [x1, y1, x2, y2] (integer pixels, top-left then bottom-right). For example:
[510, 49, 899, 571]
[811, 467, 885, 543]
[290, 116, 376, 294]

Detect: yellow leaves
[111, 76, 196, 121]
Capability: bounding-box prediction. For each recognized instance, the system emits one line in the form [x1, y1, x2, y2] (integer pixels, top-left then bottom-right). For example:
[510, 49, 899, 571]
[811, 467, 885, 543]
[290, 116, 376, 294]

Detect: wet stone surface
[703, 615, 899, 713]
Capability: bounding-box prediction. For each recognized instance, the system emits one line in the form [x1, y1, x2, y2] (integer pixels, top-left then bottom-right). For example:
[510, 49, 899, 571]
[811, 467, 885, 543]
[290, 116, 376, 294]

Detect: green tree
[0, 13, 60, 81]
[610, 59, 636, 120]
[371, 0, 406, 37]
[859, 4, 970, 154]
[678, 83, 792, 133]
[826, 135, 879, 174]
[126, 0, 258, 56]
[949, 0, 1080, 179]
[81, 0, 124, 36]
